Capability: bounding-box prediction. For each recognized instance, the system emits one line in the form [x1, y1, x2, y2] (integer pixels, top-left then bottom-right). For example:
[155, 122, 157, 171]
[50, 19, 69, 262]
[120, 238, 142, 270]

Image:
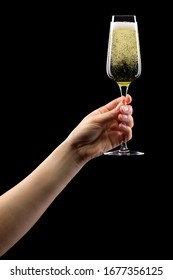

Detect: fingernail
[121, 114, 128, 121]
[122, 106, 129, 112]
[119, 123, 127, 130]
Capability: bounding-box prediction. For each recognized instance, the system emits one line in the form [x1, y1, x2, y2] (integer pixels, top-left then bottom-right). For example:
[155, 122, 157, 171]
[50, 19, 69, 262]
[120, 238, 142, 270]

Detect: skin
[0, 95, 133, 256]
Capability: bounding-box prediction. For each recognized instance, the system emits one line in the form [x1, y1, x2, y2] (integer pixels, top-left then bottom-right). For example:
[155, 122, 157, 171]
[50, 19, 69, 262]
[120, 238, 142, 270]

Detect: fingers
[104, 94, 132, 111]
[118, 114, 134, 128]
[125, 94, 132, 105]
[119, 123, 132, 141]
[119, 104, 133, 115]
[118, 97, 133, 142]
[88, 95, 132, 118]
[95, 103, 133, 127]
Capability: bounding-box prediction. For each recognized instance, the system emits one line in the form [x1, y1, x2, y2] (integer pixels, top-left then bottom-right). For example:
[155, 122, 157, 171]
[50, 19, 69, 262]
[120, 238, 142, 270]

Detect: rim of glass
[111, 15, 136, 22]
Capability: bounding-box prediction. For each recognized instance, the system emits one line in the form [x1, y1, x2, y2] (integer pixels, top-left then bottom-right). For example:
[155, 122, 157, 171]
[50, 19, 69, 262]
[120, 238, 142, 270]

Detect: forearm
[0, 140, 82, 256]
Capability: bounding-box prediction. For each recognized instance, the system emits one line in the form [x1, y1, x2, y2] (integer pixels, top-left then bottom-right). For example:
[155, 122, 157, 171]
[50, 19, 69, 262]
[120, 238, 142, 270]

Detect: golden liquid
[107, 23, 141, 83]
[118, 82, 131, 87]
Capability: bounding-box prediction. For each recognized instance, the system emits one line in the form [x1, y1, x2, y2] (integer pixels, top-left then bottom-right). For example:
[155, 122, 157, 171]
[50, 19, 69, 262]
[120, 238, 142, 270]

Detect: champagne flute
[105, 15, 144, 156]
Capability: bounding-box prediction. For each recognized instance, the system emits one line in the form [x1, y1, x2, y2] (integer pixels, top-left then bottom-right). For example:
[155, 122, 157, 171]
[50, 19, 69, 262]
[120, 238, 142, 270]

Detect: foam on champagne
[109, 21, 141, 83]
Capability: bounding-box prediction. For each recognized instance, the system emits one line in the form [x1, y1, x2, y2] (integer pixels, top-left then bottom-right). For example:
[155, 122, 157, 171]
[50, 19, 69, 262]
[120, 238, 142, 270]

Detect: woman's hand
[66, 95, 133, 165]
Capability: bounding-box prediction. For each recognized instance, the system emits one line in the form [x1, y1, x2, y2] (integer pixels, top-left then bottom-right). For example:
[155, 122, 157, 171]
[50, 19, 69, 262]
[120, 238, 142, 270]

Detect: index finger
[105, 94, 132, 111]
[87, 95, 132, 117]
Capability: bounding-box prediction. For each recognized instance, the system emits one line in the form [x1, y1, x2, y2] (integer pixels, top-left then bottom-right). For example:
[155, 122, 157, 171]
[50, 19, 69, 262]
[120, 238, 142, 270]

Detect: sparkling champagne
[107, 21, 141, 87]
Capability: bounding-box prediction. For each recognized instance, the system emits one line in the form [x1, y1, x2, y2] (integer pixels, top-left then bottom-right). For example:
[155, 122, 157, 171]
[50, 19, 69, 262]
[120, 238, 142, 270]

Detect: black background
[0, 2, 172, 260]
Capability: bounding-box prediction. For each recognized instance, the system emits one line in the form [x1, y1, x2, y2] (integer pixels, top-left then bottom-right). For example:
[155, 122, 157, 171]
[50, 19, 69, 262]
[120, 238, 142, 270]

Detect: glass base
[104, 149, 144, 156]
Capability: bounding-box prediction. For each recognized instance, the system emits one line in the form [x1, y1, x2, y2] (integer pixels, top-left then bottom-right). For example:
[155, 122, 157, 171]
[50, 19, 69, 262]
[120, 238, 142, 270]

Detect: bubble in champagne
[110, 22, 140, 82]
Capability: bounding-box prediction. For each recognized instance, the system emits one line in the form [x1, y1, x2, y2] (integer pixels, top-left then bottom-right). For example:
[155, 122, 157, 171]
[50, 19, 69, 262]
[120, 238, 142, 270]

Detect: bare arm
[0, 142, 82, 256]
[0, 95, 133, 256]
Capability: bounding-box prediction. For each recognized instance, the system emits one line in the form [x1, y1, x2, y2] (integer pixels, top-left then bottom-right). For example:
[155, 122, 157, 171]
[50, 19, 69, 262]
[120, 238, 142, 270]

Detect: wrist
[48, 139, 85, 180]
[57, 139, 87, 169]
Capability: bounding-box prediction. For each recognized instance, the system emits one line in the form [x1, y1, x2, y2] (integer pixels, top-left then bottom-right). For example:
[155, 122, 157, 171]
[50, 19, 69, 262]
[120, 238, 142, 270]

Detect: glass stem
[119, 85, 129, 152]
